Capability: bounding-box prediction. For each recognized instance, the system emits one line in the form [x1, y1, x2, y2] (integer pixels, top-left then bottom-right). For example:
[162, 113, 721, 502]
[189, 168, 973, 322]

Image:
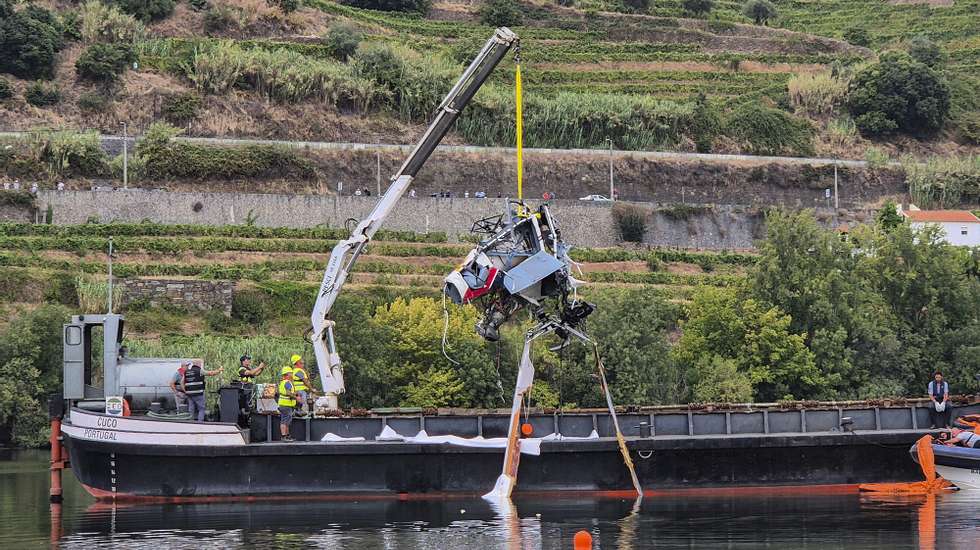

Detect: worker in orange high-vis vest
[290, 354, 314, 417]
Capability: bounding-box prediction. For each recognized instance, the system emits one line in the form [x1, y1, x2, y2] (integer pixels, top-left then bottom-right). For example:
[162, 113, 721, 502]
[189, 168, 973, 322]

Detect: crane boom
[311, 28, 520, 406]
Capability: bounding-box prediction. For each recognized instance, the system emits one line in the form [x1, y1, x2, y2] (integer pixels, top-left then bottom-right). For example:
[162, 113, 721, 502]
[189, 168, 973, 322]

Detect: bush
[341, 0, 431, 15]
[136, 121, 316, 180]
[59, 10, 82, 41]
[232, 291, 269, 324]
[478, 0, 524, 26]
[324, 22, 361, 62]
[78, 91, 111, 113]
[161, 92, 203, 125]
[908, 35, 944, 68]
[24, 81, 61, 106]
[0, 5, 64, 79]
[621, 0, 649, 14]
[25, 129, 109, 177]
[75, 42, 136, 82]
[189, 42, 379, 110]
[904, 154, 980, 208]
[847, 52, 950, 136]
[0, 78, 12, 100]
[104, 0, 174, 22]
[682, 0, 713, 17]
[267, 0, 298, 13]
[612, 203, 647, 243]
[742, 0, 776, 25]
[203, 4, 237, 34]
[787, 72, 847, 116]
[79, 0, 144, 43]
[725, 103, 814, 156]
[842, 27, 870, 48]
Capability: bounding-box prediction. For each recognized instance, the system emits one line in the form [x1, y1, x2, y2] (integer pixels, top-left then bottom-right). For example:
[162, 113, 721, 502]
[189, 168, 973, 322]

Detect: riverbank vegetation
[1, 209, 977, 446]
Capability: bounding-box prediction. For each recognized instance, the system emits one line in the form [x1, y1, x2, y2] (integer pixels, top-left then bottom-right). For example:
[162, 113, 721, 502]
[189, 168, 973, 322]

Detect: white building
[902, 208, 980, 247]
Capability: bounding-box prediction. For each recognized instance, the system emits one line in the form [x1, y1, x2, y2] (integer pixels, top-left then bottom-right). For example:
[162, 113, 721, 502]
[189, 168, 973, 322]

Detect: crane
[310, 28, 520, 408]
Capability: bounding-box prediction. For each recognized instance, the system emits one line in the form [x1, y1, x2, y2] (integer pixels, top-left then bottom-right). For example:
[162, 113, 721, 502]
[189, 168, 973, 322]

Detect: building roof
[903, 210, 980, 223]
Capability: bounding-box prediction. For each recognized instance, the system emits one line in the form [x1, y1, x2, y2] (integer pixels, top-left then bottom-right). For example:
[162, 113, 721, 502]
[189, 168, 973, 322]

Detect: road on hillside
[0, 131, 885, 168]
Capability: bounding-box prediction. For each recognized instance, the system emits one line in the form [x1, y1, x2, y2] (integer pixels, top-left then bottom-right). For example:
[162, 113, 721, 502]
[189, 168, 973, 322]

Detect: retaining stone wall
[121, 278, 233, 315]
[38, 190, 875, 249]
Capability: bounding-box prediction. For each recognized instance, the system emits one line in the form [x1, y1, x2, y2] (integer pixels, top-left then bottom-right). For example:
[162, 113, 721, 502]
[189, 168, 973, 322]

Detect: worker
[943, 428, 980, 448]
[181, 359, 223, 422]
[290, 355, 313, 416]
[169, 362, 188, 413]
[238, 354, 266, 384]
[278, 366, 296, 442]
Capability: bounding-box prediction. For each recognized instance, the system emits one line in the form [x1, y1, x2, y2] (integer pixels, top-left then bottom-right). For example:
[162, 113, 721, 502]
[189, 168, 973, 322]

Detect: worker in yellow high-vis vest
[277, 366, 296, 442]
[290, 354, 314, 417]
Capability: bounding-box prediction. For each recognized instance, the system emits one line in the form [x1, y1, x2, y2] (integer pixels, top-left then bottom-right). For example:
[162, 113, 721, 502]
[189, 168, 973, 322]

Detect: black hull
[64, 431, 926, 500]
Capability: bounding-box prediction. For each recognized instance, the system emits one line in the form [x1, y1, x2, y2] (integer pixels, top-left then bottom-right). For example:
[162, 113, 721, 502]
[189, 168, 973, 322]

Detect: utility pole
[107, 238, 114, 313]
[376, 151, 382, 196]
[121, 123, 128, 189]
[833, 160, 839, 210]
[606, 138, 614, 201]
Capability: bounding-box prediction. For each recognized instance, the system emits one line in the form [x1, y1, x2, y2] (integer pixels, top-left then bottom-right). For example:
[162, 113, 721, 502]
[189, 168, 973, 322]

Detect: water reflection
[4, 450, 979, 549]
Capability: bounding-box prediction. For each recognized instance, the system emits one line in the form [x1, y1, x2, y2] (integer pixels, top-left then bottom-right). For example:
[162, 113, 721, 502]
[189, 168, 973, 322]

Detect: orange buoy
[520, 423, 533, 437]
[573, 530, 592, 549]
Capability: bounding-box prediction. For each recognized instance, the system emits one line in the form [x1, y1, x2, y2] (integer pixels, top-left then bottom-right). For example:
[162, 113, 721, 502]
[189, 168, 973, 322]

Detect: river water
[2, 449, 977, 549]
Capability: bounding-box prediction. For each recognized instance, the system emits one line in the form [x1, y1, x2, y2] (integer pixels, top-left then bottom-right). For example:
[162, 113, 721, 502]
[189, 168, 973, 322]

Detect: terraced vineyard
[0, 222, 753, 326]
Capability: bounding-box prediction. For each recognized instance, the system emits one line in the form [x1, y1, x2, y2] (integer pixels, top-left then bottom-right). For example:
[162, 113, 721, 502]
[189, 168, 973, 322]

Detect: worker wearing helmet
[277, 366, 296, 442]
[290, 354, 313, 417]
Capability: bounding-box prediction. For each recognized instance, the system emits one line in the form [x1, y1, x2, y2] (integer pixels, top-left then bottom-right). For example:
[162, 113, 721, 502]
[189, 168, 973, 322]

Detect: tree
[908, 35, 945, 68]
[875, 201, 904, 231]
[742, 0, 776, 25]
[842, 27, 870, 48]
[0, 5, 63, 79]
[672, 285, 820, 401]
[750, 210, 866, 396]
[0, 306, 71, 447]
[692, 356, 752, 403]
[847, 52, 950, 136]
[325, 22, 362, 62]
[372, 297, 498, 407]
[75, 42, 136, 82]
[479, 0, 524, 27]
[682, 0, 714, 17]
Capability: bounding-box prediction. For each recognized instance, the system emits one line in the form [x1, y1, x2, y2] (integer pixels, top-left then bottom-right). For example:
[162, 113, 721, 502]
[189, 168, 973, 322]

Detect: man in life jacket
[236, 354, 266, 420]
[238, 354, 266, 385]
[181, 360, 223, 422]
[278, 366, 297, 442]
[290, 355, 313, 417]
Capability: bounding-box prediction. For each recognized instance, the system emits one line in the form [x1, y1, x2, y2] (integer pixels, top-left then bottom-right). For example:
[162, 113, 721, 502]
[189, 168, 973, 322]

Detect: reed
[75, 275, 123, 313]
[787, 72, 848, 116]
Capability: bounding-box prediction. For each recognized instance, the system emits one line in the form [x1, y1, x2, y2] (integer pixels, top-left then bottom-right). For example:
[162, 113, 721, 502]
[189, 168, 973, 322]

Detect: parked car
[579, 194, 612, 202]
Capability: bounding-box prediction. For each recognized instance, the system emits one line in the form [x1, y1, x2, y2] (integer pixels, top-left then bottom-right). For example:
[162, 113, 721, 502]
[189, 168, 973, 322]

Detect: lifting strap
[514, 58, 524, 200]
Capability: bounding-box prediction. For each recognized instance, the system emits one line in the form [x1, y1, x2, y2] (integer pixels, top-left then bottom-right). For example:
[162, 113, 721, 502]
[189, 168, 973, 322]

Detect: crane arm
[311, 28, 520, 402]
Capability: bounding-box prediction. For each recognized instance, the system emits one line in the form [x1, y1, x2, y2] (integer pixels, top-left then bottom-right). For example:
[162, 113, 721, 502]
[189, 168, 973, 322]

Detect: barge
[51, 312, 980, 501]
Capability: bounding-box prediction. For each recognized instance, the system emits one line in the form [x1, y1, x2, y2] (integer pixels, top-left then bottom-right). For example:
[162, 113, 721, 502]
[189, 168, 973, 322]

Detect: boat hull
[931, 444, 980, 490]
[63, 430, 927, 501]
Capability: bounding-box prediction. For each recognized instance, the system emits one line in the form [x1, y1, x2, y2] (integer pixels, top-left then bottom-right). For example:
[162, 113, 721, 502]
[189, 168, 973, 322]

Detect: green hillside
[0, 0, 976, 161]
